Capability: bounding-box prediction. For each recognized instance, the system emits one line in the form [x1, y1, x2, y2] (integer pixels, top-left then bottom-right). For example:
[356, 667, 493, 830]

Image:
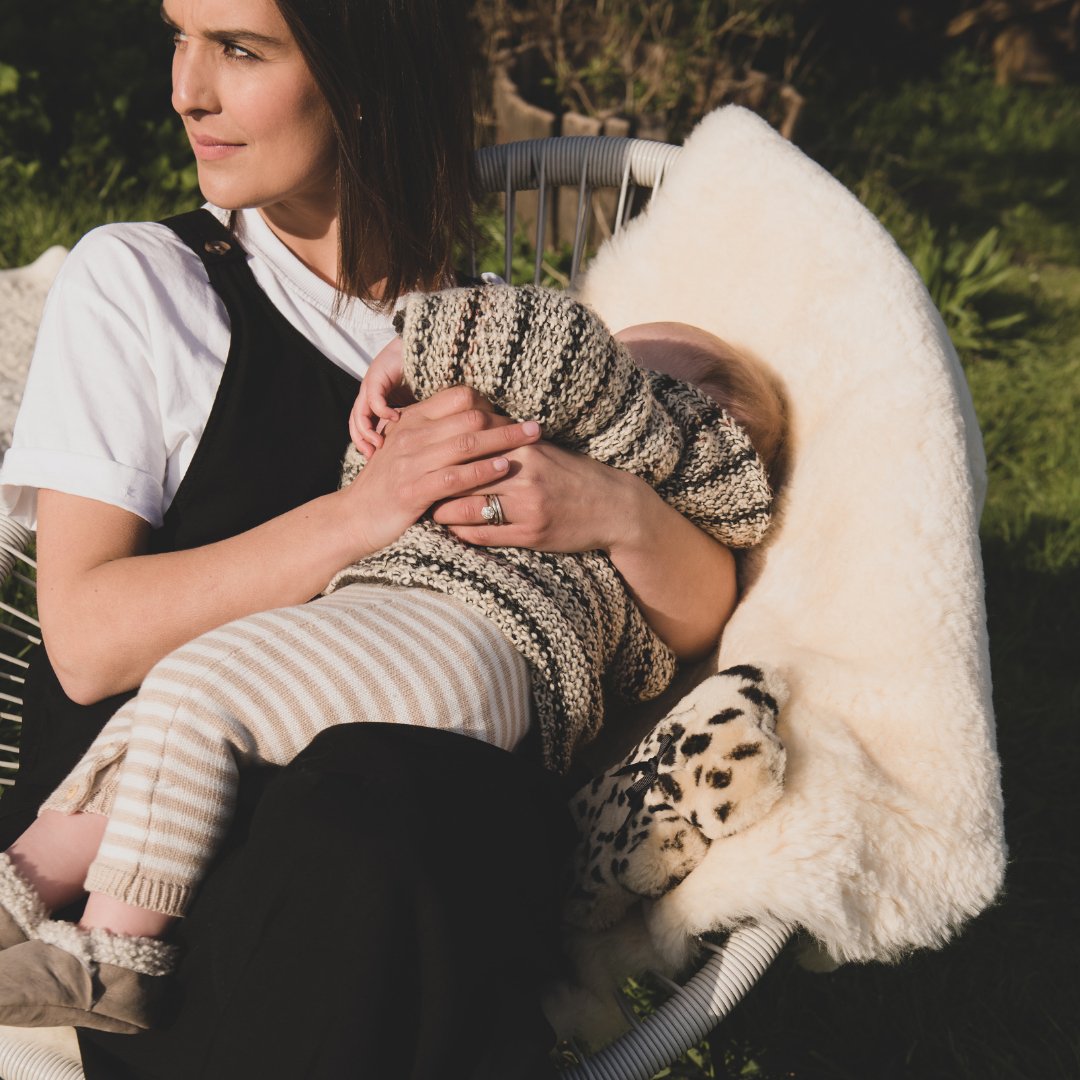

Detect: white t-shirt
[0, 206, 397, 529]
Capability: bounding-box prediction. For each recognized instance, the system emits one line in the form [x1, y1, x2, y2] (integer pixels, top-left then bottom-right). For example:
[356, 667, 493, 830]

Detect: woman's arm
[38, 387, 541, 704]
[434, 441, 737, 661]
[399, 287, 739, 658]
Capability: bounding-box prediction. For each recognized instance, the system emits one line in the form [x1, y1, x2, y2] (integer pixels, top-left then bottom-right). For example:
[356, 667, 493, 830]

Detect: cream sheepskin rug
[551, 105, 1006, 1038]
[0, 246, 67, 454]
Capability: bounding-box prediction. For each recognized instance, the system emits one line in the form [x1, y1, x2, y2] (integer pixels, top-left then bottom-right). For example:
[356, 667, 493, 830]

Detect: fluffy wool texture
[548, 105, 1005, 1036]
[327, 285, 773, 773]
[0, 854, 47, 940]
[0, 246, 66, 453]
[35, 920, 178, 978]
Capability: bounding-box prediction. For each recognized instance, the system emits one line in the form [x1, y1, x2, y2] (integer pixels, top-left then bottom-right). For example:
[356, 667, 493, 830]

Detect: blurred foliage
[816, 50, 1080, 243]
[0, 0, 198, 203]
[808, 49, 1080, 361]
[485, 0, 808, 139]
[1, 0, 1074, 211]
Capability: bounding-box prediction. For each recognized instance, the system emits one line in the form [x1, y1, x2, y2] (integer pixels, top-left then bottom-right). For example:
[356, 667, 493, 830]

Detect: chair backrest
[0, 516, 36, 789]
[574, 103, 1001, 978]
[473, 136, 682, 285]
[482, 110, 1000, 1069]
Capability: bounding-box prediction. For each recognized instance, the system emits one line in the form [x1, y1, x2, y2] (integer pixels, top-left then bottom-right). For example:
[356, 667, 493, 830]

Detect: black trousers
[7, 723, 576, 1079]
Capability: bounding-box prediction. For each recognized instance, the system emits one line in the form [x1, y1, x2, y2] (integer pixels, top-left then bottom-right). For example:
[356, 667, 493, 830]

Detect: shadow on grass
[707, 526, 1079, 1080]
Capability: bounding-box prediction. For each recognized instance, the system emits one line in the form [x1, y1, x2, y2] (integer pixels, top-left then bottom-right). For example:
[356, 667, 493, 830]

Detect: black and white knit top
[326, 286, 772, 773]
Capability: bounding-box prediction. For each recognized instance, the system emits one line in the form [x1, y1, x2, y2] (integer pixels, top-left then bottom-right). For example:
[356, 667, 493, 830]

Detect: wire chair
[0, 135, 790, 1080]
[473, 135, 793, 1078]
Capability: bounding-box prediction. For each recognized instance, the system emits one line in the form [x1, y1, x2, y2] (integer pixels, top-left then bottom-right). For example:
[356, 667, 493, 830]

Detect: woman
[0, 0, 737, 1075]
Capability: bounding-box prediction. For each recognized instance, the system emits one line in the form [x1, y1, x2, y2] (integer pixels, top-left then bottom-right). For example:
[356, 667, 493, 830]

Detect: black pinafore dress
[0, 208, 359, 842]
[2, 210, 572, 1079]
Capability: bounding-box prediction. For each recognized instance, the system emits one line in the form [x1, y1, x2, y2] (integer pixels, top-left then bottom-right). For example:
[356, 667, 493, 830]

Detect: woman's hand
[340, 384, 543, 557]
[432, 442, 738, 660]
[36, 386, 542, 704]
[432, 440, 622, 553]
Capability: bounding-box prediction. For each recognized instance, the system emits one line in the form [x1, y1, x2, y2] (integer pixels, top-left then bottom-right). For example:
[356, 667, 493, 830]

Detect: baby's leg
[2, 705, 136, 928]
[6, 812, 107, 913]
[54, 584, 532, 923]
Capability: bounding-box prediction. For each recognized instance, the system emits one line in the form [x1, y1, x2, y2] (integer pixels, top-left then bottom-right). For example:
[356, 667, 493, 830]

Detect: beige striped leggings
[43, 584, 533, 917]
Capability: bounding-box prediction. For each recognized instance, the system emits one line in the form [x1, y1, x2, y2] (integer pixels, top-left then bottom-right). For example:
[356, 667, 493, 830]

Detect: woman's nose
[171, 44, 219, 117]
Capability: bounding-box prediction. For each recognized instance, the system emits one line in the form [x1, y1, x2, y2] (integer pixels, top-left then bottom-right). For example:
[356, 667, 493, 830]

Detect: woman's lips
[190, 135, 245, 161]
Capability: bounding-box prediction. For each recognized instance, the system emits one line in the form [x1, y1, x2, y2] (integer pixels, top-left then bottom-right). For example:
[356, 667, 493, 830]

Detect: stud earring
[355, 104, 363, 121]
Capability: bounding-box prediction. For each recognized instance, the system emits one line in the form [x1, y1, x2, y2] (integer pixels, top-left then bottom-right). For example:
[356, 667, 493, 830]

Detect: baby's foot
[646, 664, 787, 842]
[0, 920, 178, 1033]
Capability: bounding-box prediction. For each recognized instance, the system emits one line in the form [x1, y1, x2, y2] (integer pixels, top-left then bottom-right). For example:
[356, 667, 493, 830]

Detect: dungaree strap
[151, 209, 360, 552]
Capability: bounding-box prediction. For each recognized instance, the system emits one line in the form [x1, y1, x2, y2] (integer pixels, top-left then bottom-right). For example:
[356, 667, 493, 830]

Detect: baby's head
[615, 322, 785, 481]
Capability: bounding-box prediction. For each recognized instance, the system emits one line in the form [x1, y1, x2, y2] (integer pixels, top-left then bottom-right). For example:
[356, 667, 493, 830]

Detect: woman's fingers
[433, 441, 633, 555]
[425, 455, 511, 502]
[431, 494, 502, 527]
[439, 502, 535, 550]
[385, 404, 541, 465]
[410, 384, 500, 421]
[342, 387, 544, 554]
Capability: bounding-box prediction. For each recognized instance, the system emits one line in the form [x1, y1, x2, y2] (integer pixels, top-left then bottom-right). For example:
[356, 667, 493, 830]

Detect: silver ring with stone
[481, 494, 505, 526]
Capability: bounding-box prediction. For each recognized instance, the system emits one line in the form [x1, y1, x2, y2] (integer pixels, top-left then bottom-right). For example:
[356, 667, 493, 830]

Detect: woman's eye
[222, 41, 256, 61]
[171, 30, 188, 48]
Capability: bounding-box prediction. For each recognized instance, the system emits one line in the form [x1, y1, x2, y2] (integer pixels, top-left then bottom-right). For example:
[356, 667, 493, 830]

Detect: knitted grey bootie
[0, 852, 48, 950]
[0, 919, 179, 1033]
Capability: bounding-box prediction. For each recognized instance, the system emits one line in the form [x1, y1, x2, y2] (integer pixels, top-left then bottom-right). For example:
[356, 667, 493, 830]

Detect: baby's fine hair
[684, 337, 786, 482]
[626, 323, 786, 482]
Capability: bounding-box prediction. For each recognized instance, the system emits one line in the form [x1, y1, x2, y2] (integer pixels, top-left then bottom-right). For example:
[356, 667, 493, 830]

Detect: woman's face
[165, 0, 337, 221]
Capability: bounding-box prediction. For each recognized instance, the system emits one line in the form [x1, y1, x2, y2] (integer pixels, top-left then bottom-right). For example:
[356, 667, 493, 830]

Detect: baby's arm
[396, 285, 771, 548]
[397, 285, 683, 468]
[349, 337, 411, 458]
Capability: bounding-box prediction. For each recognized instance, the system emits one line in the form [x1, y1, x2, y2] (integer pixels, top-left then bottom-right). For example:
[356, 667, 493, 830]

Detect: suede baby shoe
[0, 918, 179, 1034]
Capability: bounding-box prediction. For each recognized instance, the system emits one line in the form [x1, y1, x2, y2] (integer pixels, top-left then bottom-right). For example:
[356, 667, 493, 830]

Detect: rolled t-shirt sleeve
[0, 225, 222, 530]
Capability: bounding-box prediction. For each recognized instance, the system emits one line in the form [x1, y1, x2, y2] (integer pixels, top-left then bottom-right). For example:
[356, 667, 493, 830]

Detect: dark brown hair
[272, 0, 478, 309]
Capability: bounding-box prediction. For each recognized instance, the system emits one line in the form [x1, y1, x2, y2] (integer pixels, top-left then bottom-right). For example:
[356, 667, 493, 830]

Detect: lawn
[1, 48, 1077, 1080]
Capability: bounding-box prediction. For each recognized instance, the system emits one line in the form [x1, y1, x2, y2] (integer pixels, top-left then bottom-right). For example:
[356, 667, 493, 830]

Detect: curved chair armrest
[0, 1026, 85, 1080]
[0, 515, 34, 587]
[559, 921, 792, 1079]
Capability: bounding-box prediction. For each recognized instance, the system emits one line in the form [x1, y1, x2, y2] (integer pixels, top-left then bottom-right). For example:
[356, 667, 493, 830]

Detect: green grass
[0, 173, 192, 269]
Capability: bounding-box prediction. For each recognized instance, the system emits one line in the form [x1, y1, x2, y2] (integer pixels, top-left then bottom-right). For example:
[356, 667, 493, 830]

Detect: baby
[0, 286, 785, 1034]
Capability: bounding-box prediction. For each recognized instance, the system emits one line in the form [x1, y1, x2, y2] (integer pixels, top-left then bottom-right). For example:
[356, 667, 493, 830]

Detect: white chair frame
[0, 135, 791, 1080]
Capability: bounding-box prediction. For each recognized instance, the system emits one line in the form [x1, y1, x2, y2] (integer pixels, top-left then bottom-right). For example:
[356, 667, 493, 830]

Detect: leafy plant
[468, 199, 575, 286]
[908, 223, 1027, 356]
[0, 2, 197, 205]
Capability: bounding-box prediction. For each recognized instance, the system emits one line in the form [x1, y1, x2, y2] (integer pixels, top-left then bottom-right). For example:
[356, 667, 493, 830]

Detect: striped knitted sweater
[326, 286, 772, 773]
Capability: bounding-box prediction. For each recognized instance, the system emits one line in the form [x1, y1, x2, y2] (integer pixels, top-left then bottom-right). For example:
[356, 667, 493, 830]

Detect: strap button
[204, 240, 232, 256]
